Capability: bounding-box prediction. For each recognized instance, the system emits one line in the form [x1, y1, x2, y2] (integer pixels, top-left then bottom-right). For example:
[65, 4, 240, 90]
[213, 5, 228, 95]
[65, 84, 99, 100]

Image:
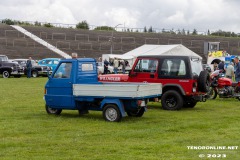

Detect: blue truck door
[45, 62, 74, 109]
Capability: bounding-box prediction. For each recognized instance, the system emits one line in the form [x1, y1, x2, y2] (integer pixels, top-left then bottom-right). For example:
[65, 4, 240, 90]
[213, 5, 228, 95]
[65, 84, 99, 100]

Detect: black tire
[207, 87, 217, 99]
[103, 104, 122, 122]
[127, 107, 145, 117]
[198, 70, 210, 92]
[32, 70, 38, 78]
[161, 90, 183, 110]
[45, 105, 62, 115]
[184, 101, 197, 108]
[2, 70, 10, 78]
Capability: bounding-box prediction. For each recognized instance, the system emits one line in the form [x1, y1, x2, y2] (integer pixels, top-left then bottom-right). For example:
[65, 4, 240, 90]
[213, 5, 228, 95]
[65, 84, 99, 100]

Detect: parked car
[0, 55, 24, 78]
[97, 62, 114, 74]
[203, 64, 212, 73]
[38, 58, 60, 71]
[14, 59, 51, 77]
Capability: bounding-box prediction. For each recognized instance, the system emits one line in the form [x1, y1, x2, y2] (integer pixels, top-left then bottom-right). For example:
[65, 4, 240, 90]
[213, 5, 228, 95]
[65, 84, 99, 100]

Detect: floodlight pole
[110, 24, 122, 54]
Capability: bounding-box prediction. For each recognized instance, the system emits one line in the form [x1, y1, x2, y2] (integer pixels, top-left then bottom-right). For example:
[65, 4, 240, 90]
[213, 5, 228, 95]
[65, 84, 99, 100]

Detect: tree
[76, 20, 89, 30]
[177, 29, 181, 35]
[181, 29, 186, 35]
[2, 19, 15, 25]
[144, 26, 147, 33]
[192, 29, 197, 35]
[207, 29, 210, 35]
[170, 28, 176, 34]
[94, 26, 114, 31]
[34, 21, 41, 26]
[44, 23, 54, 28]
[148, 26, 153, 33]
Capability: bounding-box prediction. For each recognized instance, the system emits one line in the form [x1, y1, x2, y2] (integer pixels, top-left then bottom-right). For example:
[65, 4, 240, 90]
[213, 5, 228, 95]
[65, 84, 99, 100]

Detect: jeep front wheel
[161, 90, 183, 110]
[2, 70, 10, 78]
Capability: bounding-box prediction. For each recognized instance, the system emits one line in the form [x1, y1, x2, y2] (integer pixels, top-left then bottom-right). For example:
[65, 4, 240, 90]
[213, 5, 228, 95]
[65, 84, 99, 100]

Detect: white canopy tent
[123, 44, 202, 59]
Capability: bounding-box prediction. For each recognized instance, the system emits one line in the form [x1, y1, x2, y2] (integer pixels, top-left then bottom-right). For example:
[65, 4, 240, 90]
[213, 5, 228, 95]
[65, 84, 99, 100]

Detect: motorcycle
[207, 70, 240, 100]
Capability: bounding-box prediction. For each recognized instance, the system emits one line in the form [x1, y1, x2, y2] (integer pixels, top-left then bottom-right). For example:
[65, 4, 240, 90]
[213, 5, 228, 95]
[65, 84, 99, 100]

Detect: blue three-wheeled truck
[44, 58, 162, 122]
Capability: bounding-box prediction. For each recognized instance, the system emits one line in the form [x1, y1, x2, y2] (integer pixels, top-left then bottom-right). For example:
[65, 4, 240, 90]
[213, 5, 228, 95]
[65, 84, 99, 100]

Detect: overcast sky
[1, 0, 240, 33]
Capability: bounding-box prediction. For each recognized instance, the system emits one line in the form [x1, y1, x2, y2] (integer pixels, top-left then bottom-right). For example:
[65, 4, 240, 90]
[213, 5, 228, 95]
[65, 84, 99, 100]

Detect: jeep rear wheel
[161, 90, 183, 110]
[2, 70, 10, 78]
[198, 70, 210, 92]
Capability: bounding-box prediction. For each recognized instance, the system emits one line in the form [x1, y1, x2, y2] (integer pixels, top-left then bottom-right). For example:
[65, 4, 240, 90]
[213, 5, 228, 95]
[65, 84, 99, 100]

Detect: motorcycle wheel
[207, 87, 217, 99]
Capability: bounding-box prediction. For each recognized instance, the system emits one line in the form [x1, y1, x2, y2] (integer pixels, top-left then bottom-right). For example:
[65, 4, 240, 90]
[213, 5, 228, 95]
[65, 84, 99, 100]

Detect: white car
[97, 62, 114, 74]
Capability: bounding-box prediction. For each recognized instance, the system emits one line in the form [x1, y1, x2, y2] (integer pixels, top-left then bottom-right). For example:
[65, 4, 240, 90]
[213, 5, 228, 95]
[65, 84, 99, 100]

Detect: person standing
[225, 62, 234, 80]
[113, 57, 119, 74]
[234, 57, 240, 82]
[26, 57, 32, 78]
[121, 60, 126, 74]
[103, 59, 109, 74]
[218, 61, 225, 73]
[71, 52, 78, 59]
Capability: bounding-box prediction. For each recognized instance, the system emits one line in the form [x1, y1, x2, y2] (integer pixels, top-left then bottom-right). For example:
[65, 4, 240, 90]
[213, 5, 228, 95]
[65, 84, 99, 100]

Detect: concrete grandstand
[1, 23, 240, 62]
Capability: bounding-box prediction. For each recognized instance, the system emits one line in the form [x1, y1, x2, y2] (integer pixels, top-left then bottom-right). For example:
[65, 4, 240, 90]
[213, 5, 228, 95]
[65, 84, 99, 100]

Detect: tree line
[1, 18, 240, 37]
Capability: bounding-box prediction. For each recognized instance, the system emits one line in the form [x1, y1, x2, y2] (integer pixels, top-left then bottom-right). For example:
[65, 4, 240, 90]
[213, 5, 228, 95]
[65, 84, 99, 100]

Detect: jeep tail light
[192, 82, 197, 92]
[44, 88, 47, 94]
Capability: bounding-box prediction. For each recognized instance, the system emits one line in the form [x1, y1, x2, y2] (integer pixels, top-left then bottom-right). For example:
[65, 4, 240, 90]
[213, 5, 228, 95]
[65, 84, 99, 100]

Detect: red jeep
[99, 55, 209, 110]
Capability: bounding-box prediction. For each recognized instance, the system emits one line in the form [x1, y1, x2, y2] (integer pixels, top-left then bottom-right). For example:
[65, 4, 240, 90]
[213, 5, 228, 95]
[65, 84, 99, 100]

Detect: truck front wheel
[103, 104, 122, 122]
[45, 105, 62, 115]
[161, 90, 183, 110]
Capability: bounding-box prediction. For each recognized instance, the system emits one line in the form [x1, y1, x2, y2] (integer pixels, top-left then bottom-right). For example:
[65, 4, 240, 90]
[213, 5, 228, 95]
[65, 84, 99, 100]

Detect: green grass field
[0, 78, 239, 160]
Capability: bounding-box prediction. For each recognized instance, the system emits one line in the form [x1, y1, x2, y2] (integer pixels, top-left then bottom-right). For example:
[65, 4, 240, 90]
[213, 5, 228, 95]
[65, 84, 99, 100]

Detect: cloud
[0, 0, 240, 32]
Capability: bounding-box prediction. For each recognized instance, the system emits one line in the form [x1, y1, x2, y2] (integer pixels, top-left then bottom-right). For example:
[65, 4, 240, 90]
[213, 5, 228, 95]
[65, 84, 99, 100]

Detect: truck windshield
[53, 62, 72, 78]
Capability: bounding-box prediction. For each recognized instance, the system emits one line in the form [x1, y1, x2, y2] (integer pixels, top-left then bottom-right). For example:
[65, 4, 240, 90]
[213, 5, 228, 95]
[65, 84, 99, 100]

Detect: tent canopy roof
[123, 44, 202, 59]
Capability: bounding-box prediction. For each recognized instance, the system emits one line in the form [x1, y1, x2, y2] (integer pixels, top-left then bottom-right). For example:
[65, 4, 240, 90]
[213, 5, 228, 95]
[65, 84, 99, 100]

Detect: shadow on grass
[32, 110, 145, 123]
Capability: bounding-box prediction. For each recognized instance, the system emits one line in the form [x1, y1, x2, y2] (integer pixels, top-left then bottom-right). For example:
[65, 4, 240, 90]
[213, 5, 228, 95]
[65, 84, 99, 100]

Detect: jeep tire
[161, 90, 183, 110]
[198, 70, 210, 92]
